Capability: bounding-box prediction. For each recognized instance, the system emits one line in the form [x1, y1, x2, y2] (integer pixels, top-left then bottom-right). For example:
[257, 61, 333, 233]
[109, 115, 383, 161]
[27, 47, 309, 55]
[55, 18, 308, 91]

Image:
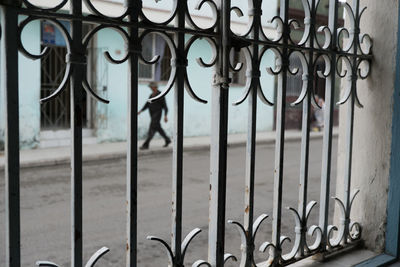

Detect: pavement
[0, 134, 340, 266]
[0, 128, 338, 170]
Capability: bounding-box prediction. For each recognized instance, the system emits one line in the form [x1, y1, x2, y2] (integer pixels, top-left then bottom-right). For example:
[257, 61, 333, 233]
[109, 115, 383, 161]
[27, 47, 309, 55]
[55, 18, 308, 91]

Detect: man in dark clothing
[138, 82, 171, 150]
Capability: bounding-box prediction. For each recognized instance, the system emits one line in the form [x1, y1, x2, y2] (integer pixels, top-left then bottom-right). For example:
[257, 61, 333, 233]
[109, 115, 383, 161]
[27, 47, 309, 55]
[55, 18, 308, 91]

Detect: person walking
[138, 82, 171, 150]
[312, 95, 325, 132]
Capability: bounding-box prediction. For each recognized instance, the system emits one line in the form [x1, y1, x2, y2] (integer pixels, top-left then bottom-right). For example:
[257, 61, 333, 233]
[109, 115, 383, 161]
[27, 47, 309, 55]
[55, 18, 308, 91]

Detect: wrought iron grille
[40, 22, 92, 129]
[1, 0, 372, 266]
[40, 45, 72, 129]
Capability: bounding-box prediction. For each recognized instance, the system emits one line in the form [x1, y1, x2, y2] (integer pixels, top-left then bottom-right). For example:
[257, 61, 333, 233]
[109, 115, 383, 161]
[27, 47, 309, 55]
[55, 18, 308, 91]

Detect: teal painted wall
[0, 19, 41, 149]
[0, 22, 276, 148]
[0, 36, 3, 150]
[95, 29, 275, 143]
[19, 20, 41, 148]
[93, 28, 129, 142]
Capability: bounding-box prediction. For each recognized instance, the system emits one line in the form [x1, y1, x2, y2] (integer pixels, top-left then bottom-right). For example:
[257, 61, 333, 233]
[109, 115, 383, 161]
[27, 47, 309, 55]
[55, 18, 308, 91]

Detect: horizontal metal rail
[0, 0, 372, 266]
[15, 8, 373, 61]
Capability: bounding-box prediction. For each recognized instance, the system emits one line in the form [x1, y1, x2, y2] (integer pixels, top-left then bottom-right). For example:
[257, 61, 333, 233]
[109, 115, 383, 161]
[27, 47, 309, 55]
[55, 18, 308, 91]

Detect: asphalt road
[0, 138, 338, 267]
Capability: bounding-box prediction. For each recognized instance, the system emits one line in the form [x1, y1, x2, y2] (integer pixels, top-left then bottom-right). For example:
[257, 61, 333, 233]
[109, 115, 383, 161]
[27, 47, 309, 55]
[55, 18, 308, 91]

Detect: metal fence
[1, 0, 372, 266]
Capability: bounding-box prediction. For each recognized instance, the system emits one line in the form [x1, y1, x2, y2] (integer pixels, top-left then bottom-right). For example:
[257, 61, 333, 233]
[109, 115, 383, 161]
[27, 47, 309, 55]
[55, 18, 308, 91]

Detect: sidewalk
[0, 128, 338, 170]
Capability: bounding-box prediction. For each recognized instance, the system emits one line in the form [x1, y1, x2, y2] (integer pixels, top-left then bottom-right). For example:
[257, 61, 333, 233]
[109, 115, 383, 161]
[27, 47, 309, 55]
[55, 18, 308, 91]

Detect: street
[0, 138, 337, 267]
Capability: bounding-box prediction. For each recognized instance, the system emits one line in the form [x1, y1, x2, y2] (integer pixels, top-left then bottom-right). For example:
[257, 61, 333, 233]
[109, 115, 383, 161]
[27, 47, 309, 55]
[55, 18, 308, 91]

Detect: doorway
[40, 21, 92, 130]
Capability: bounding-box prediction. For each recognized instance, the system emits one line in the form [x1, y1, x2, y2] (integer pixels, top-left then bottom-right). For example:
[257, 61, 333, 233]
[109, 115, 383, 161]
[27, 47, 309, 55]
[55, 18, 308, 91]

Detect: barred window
[287, 56, 327, 98]
[139, 34, 153, 79]
[287, 55, 302, 97]
[139, 33, 171, 82]
[230, 49, 246, 86]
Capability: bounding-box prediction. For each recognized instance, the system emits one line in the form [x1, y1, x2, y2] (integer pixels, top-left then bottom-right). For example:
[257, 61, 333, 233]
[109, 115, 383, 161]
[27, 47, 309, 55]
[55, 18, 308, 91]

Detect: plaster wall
[0, 19, 41, 150]
[335, 0, 398, 251]
[35, 0, 278, 37]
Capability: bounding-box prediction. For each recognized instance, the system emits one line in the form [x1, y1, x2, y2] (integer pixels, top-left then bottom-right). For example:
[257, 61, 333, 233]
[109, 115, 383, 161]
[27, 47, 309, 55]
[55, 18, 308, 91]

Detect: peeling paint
[0, 20, 41, 149]
[335, 0, 398, 252]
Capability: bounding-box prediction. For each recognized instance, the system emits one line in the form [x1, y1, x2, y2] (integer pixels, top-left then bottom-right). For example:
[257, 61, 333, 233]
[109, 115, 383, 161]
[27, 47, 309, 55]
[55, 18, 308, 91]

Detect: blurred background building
[0, 0, 343, 149]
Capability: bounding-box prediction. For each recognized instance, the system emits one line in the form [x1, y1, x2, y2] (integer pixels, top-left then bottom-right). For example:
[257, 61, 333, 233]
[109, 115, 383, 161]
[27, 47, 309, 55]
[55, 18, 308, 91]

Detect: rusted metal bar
[271, 0, 289, 264]
[171, 0, 185, 265]
[342, 0, 360, 245]
[319, 0, 339, 249]
[208, 0, 231, 266]
[296, 0, 316, 258]
[243, 1, 263, 266]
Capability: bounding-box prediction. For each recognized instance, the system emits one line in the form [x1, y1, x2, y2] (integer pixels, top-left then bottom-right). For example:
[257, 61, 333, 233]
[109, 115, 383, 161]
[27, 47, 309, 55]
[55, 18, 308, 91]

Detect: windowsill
[356, 254, 397, 267]
[257, 249, 379, 267]
[289, 249, 378, 267]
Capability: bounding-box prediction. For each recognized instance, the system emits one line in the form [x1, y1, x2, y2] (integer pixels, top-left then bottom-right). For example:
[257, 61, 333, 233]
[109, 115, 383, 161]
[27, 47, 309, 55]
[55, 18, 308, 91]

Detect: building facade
[0, 0, 278, 149]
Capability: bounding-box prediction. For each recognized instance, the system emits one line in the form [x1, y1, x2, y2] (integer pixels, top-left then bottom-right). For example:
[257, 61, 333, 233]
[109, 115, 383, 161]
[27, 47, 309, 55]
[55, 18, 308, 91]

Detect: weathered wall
[0, 21, 276, 149]
[335, 0, 398, 252]
[94, 29, 275, 143]
[19, 20, 41, 148]
[0, 19, 41, 150]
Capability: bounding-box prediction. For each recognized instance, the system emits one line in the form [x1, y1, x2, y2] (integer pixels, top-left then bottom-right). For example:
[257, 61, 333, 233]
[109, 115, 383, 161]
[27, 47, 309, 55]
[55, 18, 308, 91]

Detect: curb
[0, 131, 336, 170]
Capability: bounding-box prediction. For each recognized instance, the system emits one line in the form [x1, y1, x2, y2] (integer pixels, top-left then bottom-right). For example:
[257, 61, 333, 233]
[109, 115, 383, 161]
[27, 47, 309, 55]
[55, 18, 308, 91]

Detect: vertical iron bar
[342, 91, 355, 245]
[298, 88, 311, 257]
[297, 0, 316, 256]
[208, 0, 230, 266]
[126, 0, 139, 266]
[243, 1, 261, 266]
[70, 0, 84, 266]
[244, 83, 257, 267]
[272, 0, 289, 264]
[1, 1, 21, 266]
[172, 0, 185, 264]
[342, 0, 360, 245]
[319, 0, 339, 249]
